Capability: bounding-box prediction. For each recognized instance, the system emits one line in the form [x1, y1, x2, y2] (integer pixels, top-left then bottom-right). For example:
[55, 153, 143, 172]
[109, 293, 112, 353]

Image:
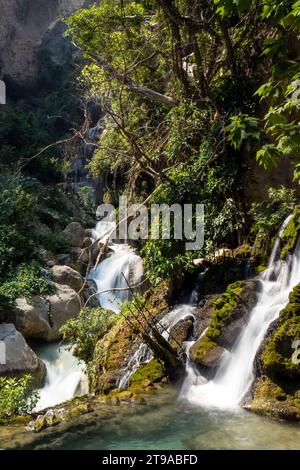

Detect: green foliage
[0, 375, 39, 419]
[226, 113, 260, 150]
[39, 229, 71, 254]
[0, 54, 79, 182]
[0, 262, 54, 310]
[0, 176, 39, 278]
[250, 186, 296, 243]
[60, 307, 118, 362]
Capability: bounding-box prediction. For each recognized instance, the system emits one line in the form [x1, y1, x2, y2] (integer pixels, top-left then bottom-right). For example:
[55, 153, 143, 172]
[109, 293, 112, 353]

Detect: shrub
[0, 261, 54, 310]
[250, 186, 296, 243]
[0, 375, 39, 420]
[61, 307, 118, 362]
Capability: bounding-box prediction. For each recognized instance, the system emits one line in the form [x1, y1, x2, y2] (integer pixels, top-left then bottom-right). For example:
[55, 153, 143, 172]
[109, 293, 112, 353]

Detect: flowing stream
[17, 214, 300, 448]
[88, 221, 143, 312]
[35, 220, 143, 410]
[181, 215, 300, 409]
[35, 344, 87, 412]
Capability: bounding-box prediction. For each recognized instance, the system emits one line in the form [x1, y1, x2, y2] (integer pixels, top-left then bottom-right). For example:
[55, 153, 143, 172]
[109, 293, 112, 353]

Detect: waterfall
[35, 344, 88, 412]
[118, 302, 196, 388]
[182, 215, 300, 409]
[88, 220, 143, 312]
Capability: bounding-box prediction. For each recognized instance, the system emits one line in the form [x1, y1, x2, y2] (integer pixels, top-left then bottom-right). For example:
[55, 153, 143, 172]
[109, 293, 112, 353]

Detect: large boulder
[51, 265, 84, 292]
[14, 284, 81, 342]
[190, 280, 259, 372]
[0, 324, 46, 387]
[63, 222, 85, 248]
[46, 284, 81, 341]
[15, 296, 51, 341]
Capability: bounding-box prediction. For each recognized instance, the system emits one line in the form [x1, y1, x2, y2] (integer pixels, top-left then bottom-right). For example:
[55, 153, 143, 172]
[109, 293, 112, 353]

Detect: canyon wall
[0, 0, 84, 81]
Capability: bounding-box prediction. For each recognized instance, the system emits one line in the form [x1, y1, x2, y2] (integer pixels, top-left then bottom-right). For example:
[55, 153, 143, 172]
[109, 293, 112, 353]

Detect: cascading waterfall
[182, 215, 300, 409]
[35, 220, 143, 410]
[88, 244, 143, 312]
[35, 344, 88, 412]
[88, 220, 143, 312]
[118, 300, 196, 388]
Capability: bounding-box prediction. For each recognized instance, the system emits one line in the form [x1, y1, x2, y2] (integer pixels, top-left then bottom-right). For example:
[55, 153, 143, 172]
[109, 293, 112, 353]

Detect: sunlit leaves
[226, 113, 260, 149]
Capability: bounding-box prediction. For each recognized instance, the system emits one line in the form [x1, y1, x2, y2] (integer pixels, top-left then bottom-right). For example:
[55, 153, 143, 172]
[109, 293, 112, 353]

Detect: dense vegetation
[0, 0, 300, 422]
[66, 0, 300, 283]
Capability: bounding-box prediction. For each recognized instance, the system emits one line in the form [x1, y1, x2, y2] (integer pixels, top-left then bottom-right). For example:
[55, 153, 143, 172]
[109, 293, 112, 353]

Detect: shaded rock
[51, 265, 83, 292]
[56, 253, 72, 265]
[193, 294, 219, 339]
[0, 324, 46, 387]
[82, 237, 93, 248]
[63, 222, 85, 248]
[82, 280, 99, 308]
[169, 316, 194, 352]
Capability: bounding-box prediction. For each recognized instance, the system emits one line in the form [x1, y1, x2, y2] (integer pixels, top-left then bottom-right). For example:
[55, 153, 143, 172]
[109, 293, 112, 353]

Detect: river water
[24, 394, 300, 450]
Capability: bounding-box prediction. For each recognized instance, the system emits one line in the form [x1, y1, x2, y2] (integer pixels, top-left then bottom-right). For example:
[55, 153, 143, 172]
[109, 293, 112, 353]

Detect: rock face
[14, 283, 81, 342]
[51, 265, 84, 292]
[190, 280, 259, 373]
[0, 324, 46, 387]
[0, 0, 84, 82]
[63, 222, 85, 248]
[248, 283, 300, 420]
[47, 284, 81, 340]
[15, 296, 51, 341]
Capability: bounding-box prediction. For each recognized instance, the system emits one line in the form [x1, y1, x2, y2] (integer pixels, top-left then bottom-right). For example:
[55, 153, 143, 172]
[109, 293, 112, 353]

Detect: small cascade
[35, 344, 88, 412]
[88, 220, 143, 312]
[182, 215, 300, 409]
[118, 302, 196, 388]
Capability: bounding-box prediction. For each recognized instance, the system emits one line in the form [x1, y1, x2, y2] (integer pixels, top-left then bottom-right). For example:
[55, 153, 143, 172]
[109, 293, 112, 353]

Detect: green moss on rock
[261, 285, 300, 379]
[249, 376, 300, 421]
[206, 281, 246, 341]
[129, 359, 166, 390]
[280, 207, 300, 260]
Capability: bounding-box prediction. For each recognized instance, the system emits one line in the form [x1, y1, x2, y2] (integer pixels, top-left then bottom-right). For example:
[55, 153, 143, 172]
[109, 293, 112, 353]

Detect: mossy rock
[190, 280, 258, 370]
[207, 281, 246, 341]
[248, 376, 300, 421]
[129, 359, 166, 391]
[190, 335, 224, 367]
[280, 206, 300, 260]
[91, 282, 172, 394]
[261, 284, 300, 379]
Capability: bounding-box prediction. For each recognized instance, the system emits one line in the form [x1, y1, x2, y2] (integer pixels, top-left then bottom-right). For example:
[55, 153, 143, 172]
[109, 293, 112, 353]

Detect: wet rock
[169, 316, 194, 352]
[51, 265, 84, 292]
[0, 324, 46, 387]
[82, 279, 99, 308]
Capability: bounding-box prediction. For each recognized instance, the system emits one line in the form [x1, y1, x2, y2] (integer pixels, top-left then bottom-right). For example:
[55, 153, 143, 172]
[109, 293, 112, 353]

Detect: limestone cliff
[0, 0, 84, 81]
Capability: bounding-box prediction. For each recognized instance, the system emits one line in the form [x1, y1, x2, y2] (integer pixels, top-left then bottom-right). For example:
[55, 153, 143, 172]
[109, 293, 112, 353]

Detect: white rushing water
[88, 221, 143, 312]
[182, 215, 300, 409]
[35, 344, 88, 412]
